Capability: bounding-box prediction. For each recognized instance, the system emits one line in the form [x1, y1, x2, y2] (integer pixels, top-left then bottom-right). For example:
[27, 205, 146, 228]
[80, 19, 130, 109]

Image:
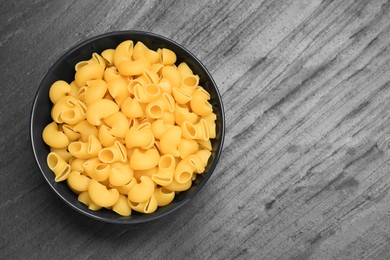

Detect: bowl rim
[30, 30, 225, 224]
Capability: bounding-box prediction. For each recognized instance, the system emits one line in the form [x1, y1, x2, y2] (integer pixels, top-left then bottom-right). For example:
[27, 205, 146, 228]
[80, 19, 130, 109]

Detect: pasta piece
[103, 66, 122, 82]
[67, 171, 91, 193]
[98, 125, 116, 147]
[84, 79, 107, 106]
[172, 87, 192, 104]
[161, 111, 175, 125]
[130, 148, 160, 170]
[104, 112, 129, 138]
[178, 139, 199, 159]
[158, 78, 172, 94]
[70, 158, 86, 173]
[202, 113, 217, 139]
[51, 95, 78, 123]
[69, 81, 80, 97]
[60, 105, 86, 125]
[177, 62, 194, 78]
[43, 121, 69, 148]
[133, 41, 160, 64]
[50, 147, 72, 162]
[73, 120, 99, 142]
[115, 177, 137, 195]
[153, 187, 175, 206]
[98, 141, 127, 163]
[75, 63, 104, 87]
[151, 154, 175, 186]
[112, 194, 131, 216]
[78, 191, 102, 211]
[159, 126, 181, 157]
[117, 58, 151, 76]
[174, 104, 199, 126]
[121, 97, 144, 118]
[49, 80, 71, 104]
[107, 77, 129, 106]
[109, 162, 134, 187]
[83, 158, 110, 181]
[197, 139, 212, 150]
[181, 120, 209, 140]
[62, 125, 80, 141]
[151, 120, 173, 139]
[164, 178, 192, 192]
[190, 87, 213, 116]
[68, 135, 102, 159]
[133, 167, 158, 181]
[47, 152, 71, 182]
[143, 69, 159, 84]
[134, 83, 160, 103]
[162, 66, 181, 88]
[196, 149, 212, 167]
[125, 123, 155, 149]
[88, 179, 120, 207]
[113, 40, 134, 68]
[128, 195, 158, 214]
[101, 49, 115, 67]
[75, 53, 106, 71]
[174, 158, 194, 184]
[86, 99, 119, 126]
[180, 75, 199, 95]
[151, 63, 164, 76]
[127, 175, 155, 203]
[161, 48, 176, 65]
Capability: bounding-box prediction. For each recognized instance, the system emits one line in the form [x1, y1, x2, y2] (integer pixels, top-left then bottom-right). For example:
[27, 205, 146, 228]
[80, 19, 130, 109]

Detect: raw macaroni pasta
[42, 40, 216, 216]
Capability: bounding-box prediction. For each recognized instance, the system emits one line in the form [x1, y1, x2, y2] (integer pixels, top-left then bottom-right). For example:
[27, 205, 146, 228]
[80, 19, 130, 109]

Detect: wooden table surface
[2, 0, 390, 259]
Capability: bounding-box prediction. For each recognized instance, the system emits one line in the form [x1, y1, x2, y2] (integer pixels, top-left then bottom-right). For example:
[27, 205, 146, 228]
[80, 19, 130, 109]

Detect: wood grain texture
[2, 0, 390, 259]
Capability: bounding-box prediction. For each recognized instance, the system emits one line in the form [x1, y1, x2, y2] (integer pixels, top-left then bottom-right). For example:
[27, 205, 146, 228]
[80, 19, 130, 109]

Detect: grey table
[2, 0, 390, 259]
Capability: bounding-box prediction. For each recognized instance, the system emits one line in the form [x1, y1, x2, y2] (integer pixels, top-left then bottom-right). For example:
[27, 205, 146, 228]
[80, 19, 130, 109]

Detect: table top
[2, 0, 390, 259]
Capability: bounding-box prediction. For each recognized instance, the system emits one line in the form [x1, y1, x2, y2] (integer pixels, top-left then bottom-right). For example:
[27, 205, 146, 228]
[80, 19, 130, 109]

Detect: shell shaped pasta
[181, 120, 209, 140]
[160, 126, 181, 157]
[75, 53, 106, 71]
[133, 41, 160, 64]
[104, 112, 129, 138]
[186, 154, 206, 174]
[202, 113, 217, 139]
[174, 104, 199, 126]
[118, 58, 151, 76]
[125, 123, 155, 149]
[178, 139, 199, 159]
[134, 83, 161, 103]
[113, 40, 134, 68]
[68, 135, 102, 159]
[49, 80, 71, 104]
[180, 75, 199, 95]
[98, 125, 116, 147]
[70, 158, 85, 173]
[161, 48, 176, 65]
[172, 87, 192, 104]
[107, 77, 129, 106]
[161, 111, 175, 125]
[103, 66, 122, 82]
[159, 78, 172, 94]
[88, 179, 120, 207]
[145, 102, 163, 119]
[109, 162, 134, 187]
[101, 49, 115, 67]
[130, 148, 160, 170]
[143, 69, 159, 84]
[50, 147, 72, 163]
[67, 171, 91, 193]
[86, 99, 119, 126]
[75, 63, 104, 87]
[98, 141, 127, 163]
[62, 125, 80, 141]
[197, 139, 212, 150]
[51, 96, 78, 123]
[151, 63, 164, 76]
[177, 62, 194, 78]
[128, 176, 155, 203]
[47, 152, 71, 182]
[121, 97, 144, 118]
[115, 177, 137, 195]
[190, 97, 213, 117]
[197, 149, 212, 167]
[162, 66, 181, 89]
[174, 158, 194, 184]
[164, 178, 192, 192]
[151, 154, 175, 186]
[69, 81, 80, 97]
[84, 158, 110, 182]
[112, 194, 131, 216]
[133, 167, 158, 181]
[84, 79, 107, 106]
[151, 120, 173, 140]
[60, 106, 86, 125]
[43, 121, 69, 148]
[128, 194, 158, 214]
[78, 191, 102, 211]
[153, 187, 175, 206]
[73, 120, 99, 142]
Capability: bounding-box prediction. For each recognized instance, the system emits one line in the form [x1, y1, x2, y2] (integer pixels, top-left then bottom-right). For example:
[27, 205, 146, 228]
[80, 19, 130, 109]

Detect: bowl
[30, 31, 225, 224]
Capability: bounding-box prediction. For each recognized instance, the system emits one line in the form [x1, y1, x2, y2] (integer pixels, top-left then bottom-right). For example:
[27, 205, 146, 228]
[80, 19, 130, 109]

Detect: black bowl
[30, 31, 225, 224]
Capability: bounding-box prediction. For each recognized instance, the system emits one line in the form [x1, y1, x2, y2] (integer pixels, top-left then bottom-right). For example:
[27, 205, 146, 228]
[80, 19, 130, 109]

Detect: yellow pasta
[43, 121, 69, 148]
[49, 80, 71, 104]
[47, 152, 71, 182]
[43, 40, 217, 216]
[130, 148, 160, 170]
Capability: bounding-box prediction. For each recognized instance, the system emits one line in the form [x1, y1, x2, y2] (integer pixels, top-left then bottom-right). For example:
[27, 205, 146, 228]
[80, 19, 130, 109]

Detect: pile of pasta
[42, 40, 217, 216]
